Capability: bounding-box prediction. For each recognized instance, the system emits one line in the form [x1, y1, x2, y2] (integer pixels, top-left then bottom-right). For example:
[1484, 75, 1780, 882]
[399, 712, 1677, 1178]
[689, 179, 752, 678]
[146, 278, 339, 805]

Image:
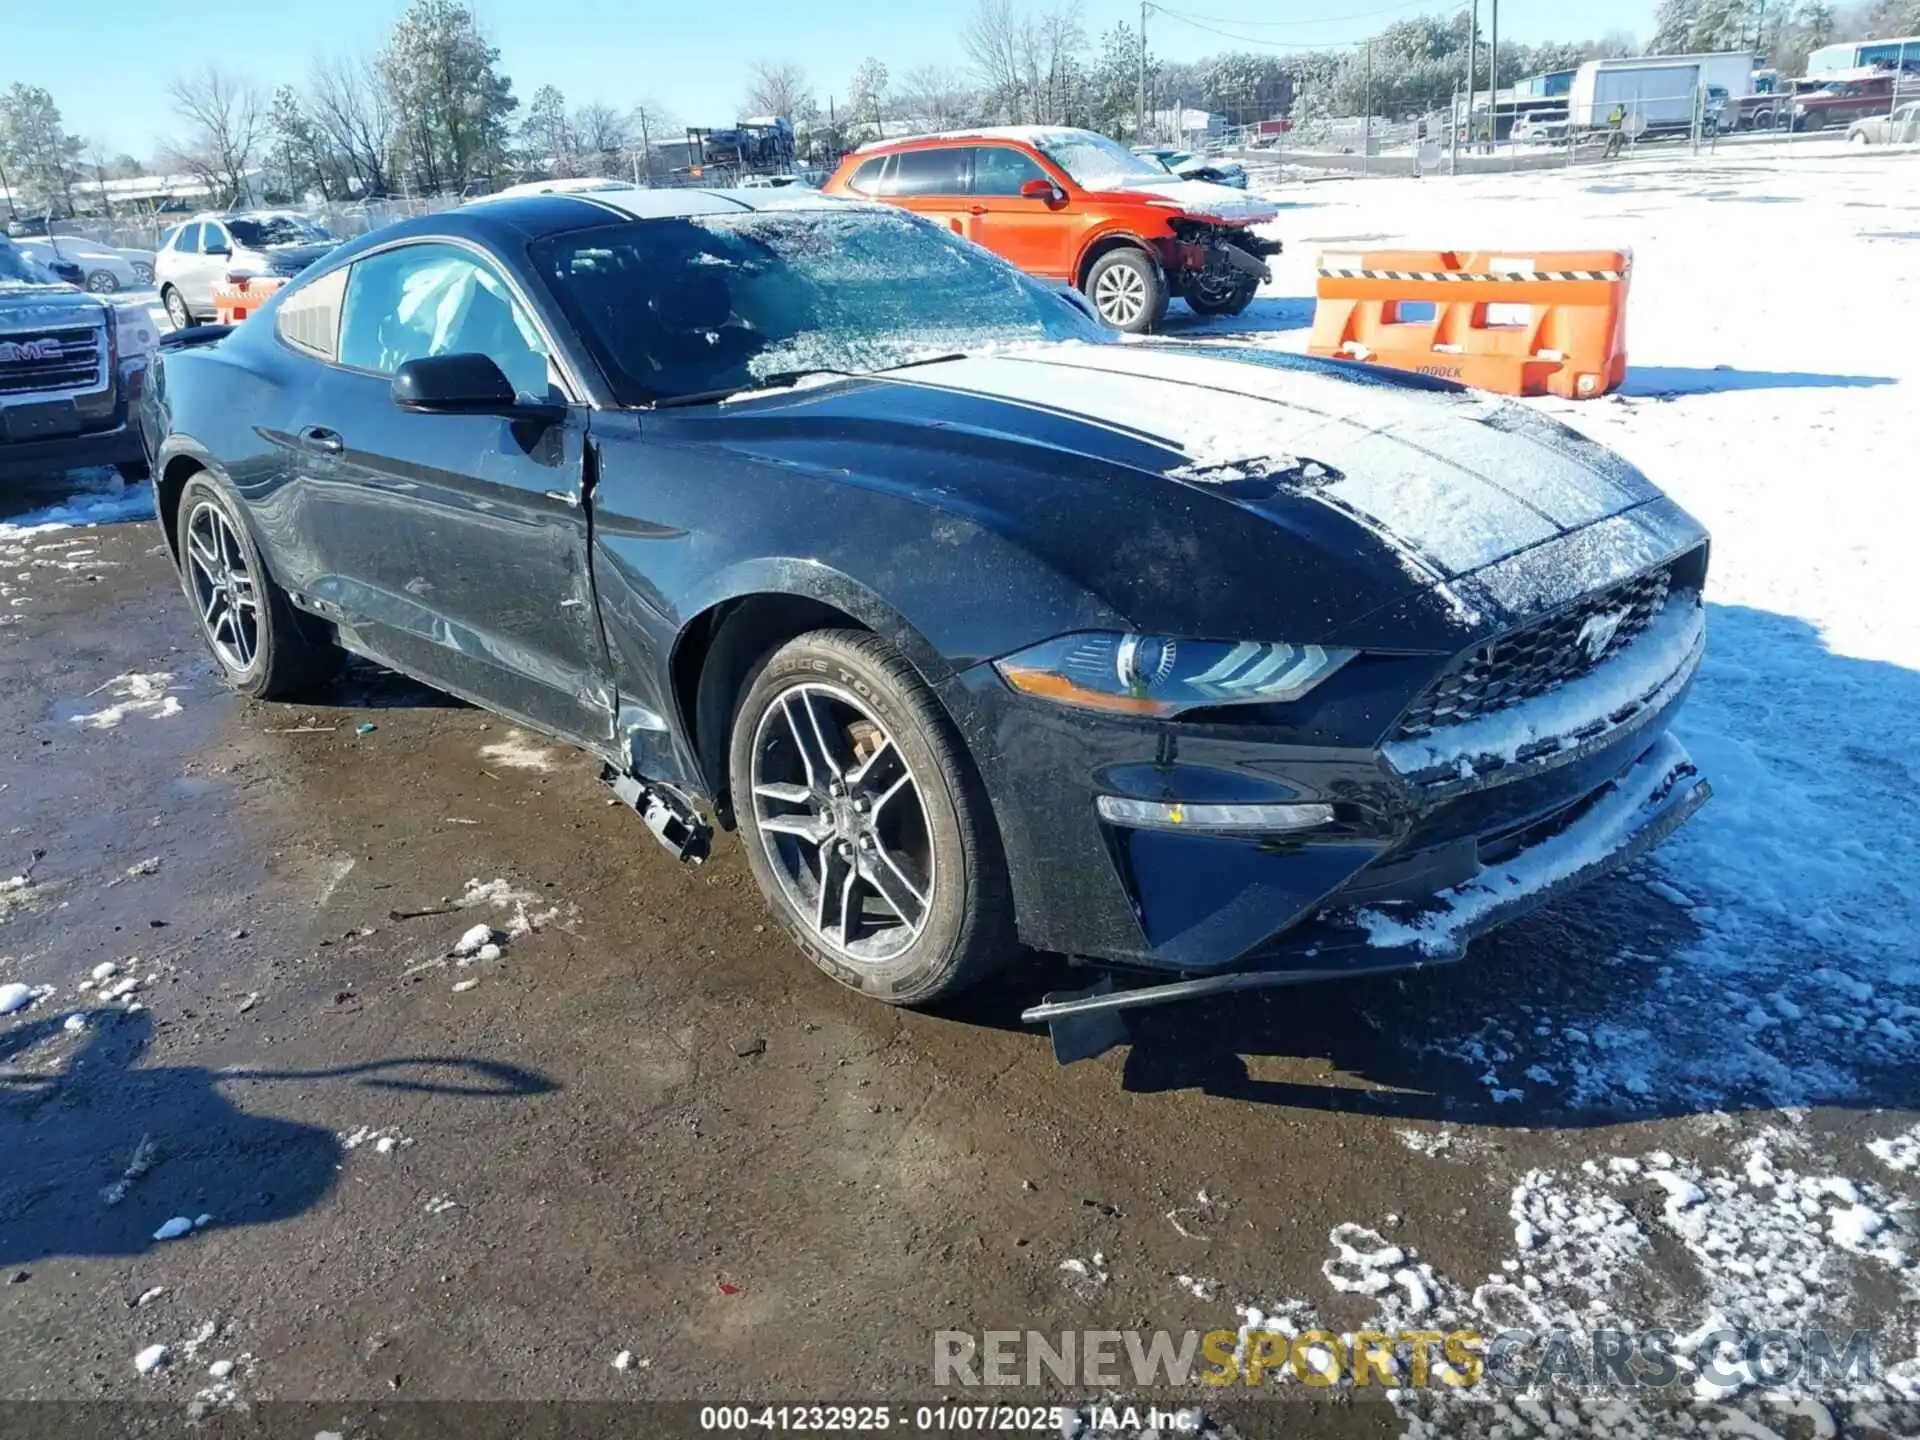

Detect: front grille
[1394, 567, 1673, 739]
[0, 324, 107, 396]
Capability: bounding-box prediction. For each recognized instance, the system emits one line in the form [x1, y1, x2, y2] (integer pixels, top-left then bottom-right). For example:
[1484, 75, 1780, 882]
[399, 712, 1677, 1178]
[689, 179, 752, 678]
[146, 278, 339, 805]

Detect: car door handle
[298, 426, 343, 456]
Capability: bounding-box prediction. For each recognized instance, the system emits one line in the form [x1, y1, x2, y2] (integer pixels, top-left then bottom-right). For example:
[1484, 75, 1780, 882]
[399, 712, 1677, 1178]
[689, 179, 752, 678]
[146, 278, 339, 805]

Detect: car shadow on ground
[1624, 366, 1896, 396]
[319, 657, 473, 711]
[947, 603, 1920, 1132]
[1161, 296, 1317, 338]
[0, 1008, 556, 1265]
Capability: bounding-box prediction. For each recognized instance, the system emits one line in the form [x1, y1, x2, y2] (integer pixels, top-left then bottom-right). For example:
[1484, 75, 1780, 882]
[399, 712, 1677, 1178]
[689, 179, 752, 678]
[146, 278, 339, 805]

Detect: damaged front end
[1164, 218, 1280, 300]
[1019, 567, 1714, 1064]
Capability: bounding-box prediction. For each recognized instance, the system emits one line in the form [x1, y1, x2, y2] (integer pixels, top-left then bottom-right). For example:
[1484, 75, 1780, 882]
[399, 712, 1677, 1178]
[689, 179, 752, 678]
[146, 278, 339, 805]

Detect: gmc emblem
[0, 338, 63, 363]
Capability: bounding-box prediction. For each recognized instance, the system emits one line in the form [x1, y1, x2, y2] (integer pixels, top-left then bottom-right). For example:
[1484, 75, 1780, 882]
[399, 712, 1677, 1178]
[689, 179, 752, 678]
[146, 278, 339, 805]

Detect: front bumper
[1020, 732, 1707, 1057]
[941, 592, 1708, 987]
[0, 359, 147, 481]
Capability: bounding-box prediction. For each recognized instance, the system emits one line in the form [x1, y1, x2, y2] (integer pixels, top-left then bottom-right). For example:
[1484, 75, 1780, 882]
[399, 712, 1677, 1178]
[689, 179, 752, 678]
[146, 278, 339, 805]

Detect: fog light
[1095, 796, 1334, 832]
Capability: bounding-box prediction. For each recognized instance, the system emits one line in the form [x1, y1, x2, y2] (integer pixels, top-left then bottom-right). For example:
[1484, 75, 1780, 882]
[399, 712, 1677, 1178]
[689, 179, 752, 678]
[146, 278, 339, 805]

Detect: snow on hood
[1101, 176, 1276, 223]
[0, 289, 104, 322]
[887, 344, 1657, 581]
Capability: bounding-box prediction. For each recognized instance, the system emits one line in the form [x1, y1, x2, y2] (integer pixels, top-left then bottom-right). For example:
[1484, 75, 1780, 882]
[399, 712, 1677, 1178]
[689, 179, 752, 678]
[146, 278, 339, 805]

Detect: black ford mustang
[142, 188, 1711, 1060]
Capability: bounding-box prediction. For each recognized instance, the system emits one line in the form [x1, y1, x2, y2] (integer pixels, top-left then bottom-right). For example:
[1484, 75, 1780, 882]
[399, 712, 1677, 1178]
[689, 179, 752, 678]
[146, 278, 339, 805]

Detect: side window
[971, 145, 1051, 197]
[275, 266, 348, 361]
[889, 147, 969, 198]
[203, 224, 230, 254]
[845, 156, 887, 195]
[159, 225, 182, 251]
[176, 223, 202, 254]
[337, 243, 553, 401]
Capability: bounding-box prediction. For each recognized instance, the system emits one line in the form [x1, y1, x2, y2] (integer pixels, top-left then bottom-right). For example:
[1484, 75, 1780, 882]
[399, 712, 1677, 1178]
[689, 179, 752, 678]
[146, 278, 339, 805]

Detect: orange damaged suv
[823, 127, 1279, 333]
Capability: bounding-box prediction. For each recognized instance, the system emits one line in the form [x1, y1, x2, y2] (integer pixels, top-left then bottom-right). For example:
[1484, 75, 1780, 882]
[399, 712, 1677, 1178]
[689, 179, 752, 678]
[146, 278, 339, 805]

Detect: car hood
[1095, 176, 1275, 223]
[684, 342, 1695, 647]
[0, 285, 103, 323]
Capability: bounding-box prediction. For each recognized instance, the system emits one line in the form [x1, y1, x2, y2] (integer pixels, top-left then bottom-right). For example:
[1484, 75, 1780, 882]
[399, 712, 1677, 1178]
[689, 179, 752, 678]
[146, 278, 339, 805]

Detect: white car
[1511, 111, 1571, 145]
[152, 212, 338, 327]
[15, 238, 154, 294]
[1131, 145, 1250, 189]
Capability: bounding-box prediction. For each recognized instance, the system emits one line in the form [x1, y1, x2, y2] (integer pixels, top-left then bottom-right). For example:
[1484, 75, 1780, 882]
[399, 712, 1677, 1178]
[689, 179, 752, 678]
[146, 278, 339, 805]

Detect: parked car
[1510, 110, 1571, 144]
[1848, 101, 1920, 144]
[1, 234, 155, 482]
[141, 189, 1712, 1060]
[1132, 145, 1250, 189]
[824, 127, 1280, 331]
[17, 238, 153, 293]
[153, 211, 339, 329]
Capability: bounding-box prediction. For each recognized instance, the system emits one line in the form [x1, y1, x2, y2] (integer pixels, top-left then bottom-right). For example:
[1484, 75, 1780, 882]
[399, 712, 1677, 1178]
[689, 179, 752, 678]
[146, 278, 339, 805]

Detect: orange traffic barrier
[211, 274, 288, 325]
[1307, 249, 1632, 400]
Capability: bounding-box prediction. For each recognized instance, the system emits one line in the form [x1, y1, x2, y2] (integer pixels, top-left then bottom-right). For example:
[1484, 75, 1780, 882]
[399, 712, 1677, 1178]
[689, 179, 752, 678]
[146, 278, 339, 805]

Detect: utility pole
[1362, 39, 1373, 175]
[637, 107, 653, 186]
[1465, 0, 1479, 160]
[1138, 1, 1149, 142]
[1488, 0, 1499, 152]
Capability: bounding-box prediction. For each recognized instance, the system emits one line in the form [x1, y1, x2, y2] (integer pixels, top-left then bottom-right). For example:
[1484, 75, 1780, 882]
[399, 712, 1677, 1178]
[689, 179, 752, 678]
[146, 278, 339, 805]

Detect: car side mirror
[204, 243, 231, 257]
[1020, 177, 1063, 203]
[392, 353, 563, 424]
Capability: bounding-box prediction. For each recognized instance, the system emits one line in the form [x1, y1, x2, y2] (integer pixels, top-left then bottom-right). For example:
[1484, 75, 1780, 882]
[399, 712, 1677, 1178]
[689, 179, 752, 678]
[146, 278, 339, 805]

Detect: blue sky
[7, 0, 1658, 159]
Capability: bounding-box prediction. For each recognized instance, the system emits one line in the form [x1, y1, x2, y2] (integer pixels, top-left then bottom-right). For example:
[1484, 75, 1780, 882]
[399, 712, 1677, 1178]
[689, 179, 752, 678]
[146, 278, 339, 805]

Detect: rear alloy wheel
[1084, 248, 1167, 334]
[85, 269, 120, 294]
[730, 629, 1015, 1006]
[162, 286, 193, 330]
[176, 475, 341, 700]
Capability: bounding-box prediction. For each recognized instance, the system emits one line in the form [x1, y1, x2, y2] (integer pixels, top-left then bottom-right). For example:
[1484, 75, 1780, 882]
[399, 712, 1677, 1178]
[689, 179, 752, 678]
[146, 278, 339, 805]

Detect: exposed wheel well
[155, 455, 205, 562]
[675, 594, 870, 823]
[1075, 234, 1159, 292]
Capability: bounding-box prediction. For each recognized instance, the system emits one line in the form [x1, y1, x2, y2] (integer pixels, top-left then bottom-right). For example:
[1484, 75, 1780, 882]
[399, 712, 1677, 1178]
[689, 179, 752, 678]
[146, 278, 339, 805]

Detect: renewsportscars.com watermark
[934, 1327, 1879, 1391]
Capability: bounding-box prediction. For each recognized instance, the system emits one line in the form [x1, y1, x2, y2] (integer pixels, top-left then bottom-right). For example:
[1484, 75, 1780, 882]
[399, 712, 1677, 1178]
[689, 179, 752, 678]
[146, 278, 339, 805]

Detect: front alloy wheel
[730, 629, 1015, 1005]
[750, 681, 934, 965]
[86, 269, 120, 294]
[1084, 249, 1167, 334]
[163, 286, 192, 330]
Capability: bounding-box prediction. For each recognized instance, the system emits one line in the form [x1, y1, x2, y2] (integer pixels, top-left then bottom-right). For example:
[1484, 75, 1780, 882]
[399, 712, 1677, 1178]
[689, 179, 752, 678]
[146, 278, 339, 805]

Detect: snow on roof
[468, 187, 864, 223]
[491, 177, 639, 198]
[854, 125, 1096, 153]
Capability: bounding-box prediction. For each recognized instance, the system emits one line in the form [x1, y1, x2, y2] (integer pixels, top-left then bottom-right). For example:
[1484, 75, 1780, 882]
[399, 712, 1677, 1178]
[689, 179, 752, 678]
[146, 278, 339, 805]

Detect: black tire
[1083, 248, 1167, 334]
[1186, 275, 1258, 317]
[729, 628, 1015, 1006]
[161, 286, 194, 330]
[175, 475, 342, 700]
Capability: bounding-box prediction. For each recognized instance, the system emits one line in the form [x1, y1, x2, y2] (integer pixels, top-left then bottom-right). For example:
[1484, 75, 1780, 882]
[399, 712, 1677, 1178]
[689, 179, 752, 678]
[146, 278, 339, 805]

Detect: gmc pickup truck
[1, 234, 154, 483]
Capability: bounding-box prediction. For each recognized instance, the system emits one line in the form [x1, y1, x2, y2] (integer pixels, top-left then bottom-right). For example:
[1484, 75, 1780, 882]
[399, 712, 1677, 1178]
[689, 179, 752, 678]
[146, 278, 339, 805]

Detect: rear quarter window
[275, 266, 348, 361]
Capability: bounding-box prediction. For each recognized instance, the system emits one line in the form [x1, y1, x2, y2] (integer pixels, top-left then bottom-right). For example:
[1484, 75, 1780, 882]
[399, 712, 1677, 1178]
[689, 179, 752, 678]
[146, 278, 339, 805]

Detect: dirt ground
[0, 472, 1912, 1440]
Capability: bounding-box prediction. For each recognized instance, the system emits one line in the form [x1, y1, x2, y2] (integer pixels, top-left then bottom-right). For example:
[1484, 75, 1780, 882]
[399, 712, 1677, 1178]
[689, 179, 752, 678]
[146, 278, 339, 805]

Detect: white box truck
[1569, 54, 1755, 136]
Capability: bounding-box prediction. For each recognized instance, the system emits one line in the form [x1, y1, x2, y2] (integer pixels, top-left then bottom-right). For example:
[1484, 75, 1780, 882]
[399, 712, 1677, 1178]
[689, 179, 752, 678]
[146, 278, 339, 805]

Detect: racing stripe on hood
[888, 346, 1653, 579]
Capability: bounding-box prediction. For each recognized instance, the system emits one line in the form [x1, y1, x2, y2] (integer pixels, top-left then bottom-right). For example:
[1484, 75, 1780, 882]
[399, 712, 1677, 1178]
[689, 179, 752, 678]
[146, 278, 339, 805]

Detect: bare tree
[964, 0, 1028, 122]
[571, 102, 631, 174]
[743, 61, 810, 121]
[165, 65, 265, 206]
[309, 55, 396, 198]
[1022, 3, 1086, 126]
[897, 65, 976, 130]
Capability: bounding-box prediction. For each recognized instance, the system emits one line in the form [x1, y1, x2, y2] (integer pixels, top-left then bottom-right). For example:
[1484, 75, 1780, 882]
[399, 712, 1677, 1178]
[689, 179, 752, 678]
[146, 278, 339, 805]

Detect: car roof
[462, 187, 860, 224]
[853, 125, 1100, 154]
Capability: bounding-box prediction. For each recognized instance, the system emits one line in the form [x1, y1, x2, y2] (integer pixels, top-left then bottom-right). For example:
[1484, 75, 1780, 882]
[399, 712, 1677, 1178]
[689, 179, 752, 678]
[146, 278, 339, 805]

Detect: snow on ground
[66, 672, 183, 729]
[1189, 150, 1920, 1116]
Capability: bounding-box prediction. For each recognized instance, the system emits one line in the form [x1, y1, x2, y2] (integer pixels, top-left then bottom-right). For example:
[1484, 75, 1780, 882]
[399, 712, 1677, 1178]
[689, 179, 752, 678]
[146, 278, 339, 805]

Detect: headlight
[995, 632, 1356, 717]
[111, 303, 159, 358]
